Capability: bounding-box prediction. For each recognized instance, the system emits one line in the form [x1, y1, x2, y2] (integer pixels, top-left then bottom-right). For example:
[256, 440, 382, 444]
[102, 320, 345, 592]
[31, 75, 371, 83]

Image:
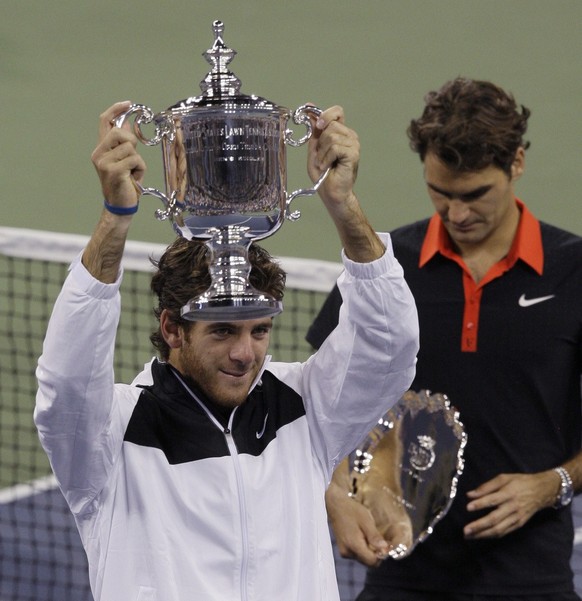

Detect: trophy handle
[113, 104, 181, 221]
[285, 104, 321, 147]
[284, 104, 330, 221]
[113, 103, 174, 146]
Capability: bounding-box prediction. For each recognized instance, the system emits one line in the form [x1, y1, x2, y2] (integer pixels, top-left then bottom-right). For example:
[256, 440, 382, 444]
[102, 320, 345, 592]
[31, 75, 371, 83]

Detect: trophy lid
[166, 20, 282, 114]
[199, 20, 241, 97]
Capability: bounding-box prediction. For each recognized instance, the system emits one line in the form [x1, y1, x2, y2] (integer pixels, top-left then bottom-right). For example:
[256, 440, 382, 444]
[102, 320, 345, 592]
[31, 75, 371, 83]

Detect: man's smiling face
[172, 318, 273, 409]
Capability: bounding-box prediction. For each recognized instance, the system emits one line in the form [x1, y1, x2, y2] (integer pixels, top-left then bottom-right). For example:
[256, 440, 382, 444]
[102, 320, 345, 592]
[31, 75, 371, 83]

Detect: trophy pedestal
[180, 226, 282, 321]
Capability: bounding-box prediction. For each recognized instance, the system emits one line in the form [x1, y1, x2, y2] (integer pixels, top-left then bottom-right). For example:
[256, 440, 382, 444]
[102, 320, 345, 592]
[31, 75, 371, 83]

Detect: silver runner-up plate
[349, 389, 467, 560]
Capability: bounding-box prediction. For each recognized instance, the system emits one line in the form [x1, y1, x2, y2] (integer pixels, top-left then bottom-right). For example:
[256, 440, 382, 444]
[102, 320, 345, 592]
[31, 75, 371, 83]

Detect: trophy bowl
[115, 20, 328, 320]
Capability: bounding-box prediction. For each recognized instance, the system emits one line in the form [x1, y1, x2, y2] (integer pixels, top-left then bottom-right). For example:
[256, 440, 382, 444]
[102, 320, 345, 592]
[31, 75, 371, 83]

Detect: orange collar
[419, 199, 543, 275]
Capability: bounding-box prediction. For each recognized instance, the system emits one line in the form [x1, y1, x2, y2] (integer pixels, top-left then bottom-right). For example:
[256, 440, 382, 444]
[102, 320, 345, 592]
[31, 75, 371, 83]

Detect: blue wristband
[103, 200, 139, 215]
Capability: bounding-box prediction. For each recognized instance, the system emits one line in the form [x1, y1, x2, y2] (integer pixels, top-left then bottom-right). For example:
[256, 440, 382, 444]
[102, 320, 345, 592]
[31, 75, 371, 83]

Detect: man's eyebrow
[200, 322, 237, 333]
[427, 182, 492, 200]
[459, 185, 493, 200]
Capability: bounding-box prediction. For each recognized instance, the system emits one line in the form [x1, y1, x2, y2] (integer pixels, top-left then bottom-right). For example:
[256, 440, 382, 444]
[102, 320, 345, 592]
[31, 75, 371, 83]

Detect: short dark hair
[407, 77, 531, 175]
[149, 237, 286, 360]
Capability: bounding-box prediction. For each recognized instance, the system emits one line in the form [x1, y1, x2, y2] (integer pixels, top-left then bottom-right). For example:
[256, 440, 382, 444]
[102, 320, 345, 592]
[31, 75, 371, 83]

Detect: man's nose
[447, 200, 470, 223]
[230, 335, 254, 364]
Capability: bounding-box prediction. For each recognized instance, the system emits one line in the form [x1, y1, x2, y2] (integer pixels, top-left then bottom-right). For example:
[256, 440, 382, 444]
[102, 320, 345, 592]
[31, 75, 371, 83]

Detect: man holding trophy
[34, 91, 418, 601]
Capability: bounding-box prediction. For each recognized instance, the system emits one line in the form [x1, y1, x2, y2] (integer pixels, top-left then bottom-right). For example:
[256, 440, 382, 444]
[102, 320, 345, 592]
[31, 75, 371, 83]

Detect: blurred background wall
[2, 0, 581, 262]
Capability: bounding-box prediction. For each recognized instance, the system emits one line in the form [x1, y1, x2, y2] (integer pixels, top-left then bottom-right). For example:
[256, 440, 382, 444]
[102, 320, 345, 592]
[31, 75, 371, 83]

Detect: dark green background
[3, 0, 581, 262]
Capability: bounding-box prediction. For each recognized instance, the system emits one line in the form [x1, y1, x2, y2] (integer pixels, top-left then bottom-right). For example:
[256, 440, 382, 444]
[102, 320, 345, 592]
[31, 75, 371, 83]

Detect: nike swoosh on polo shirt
[518, 293, 555, 307]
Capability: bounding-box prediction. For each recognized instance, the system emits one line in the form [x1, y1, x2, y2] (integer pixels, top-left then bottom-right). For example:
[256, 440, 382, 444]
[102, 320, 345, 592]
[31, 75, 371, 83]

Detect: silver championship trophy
[349, 390, 467, 559]
[115, 20, 329, 320]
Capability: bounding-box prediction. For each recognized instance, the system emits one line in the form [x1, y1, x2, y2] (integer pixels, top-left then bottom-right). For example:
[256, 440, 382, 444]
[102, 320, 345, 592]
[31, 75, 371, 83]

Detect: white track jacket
[35, 234, 418, 601]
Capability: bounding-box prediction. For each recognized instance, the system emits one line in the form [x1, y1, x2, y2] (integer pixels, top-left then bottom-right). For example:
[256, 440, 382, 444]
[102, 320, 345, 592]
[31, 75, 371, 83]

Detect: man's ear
[510, 147, 526, 181]
[160, 309, 183, 349]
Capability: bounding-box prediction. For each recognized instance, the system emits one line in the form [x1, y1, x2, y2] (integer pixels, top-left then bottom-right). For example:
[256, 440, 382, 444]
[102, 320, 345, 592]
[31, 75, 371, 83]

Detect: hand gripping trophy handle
[113, 105, 181, 222]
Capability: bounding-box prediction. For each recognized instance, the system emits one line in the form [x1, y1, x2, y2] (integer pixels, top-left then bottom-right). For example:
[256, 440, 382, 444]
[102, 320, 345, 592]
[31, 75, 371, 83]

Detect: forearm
[327, 192, 385, 263]
[84, 100, 146, 283]
[307, 106, 385, 264]
[560, 451, 582, 492]
[82, 209, 132, 283]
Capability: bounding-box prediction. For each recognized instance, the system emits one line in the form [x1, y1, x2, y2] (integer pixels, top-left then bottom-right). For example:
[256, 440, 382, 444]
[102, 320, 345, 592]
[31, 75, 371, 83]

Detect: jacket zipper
[224, 425, 250, 601]
[170, 369, 251, 599]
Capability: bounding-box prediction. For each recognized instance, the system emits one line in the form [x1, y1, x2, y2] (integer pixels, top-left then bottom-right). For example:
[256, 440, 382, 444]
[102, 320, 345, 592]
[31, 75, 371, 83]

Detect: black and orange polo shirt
[419, 199, 543, 351]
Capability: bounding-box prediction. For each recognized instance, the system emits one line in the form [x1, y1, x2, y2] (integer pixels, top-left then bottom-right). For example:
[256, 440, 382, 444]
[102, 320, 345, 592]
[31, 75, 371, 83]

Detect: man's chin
[211, 387, 251, 409]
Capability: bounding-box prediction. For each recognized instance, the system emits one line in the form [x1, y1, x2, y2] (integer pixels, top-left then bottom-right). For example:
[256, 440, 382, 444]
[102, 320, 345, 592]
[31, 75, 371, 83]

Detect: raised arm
[35, 102, 147, 515]
[307, 105, 385, 264]
[83, 101, 146, 282]
[274, 106, 420, 485]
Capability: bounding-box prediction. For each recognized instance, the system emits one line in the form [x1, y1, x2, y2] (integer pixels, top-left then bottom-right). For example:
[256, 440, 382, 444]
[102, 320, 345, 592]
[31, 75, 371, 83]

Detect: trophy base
[181, 293, 283, 321]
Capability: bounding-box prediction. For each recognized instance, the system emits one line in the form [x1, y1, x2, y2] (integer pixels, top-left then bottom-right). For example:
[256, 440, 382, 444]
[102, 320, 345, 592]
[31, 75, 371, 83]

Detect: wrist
[553, 466, 574, 508]
[103, 199, 139, 215]
[328, 479, 350, 499]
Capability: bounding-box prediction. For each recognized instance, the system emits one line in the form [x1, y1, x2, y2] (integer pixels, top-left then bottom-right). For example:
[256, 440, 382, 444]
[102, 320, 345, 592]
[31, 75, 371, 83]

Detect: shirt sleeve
[272, 233, 419, 482]
[34, 255, 140, 516]
[305, 283, 342, 350]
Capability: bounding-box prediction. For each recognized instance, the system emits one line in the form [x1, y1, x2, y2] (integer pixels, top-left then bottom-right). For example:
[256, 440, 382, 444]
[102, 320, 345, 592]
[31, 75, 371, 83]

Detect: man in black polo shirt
[308, 78, 582, 601]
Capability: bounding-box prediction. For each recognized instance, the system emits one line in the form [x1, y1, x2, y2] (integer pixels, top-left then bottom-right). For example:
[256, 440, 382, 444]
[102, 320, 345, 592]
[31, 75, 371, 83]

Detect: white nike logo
[256, 413, 269, 439]
[518, 293, 555, 307]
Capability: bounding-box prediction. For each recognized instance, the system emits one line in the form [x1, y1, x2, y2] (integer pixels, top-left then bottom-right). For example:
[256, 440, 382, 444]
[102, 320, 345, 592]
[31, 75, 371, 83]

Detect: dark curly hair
[407, 77, 531, 175]
[149, 237, 286, 360]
